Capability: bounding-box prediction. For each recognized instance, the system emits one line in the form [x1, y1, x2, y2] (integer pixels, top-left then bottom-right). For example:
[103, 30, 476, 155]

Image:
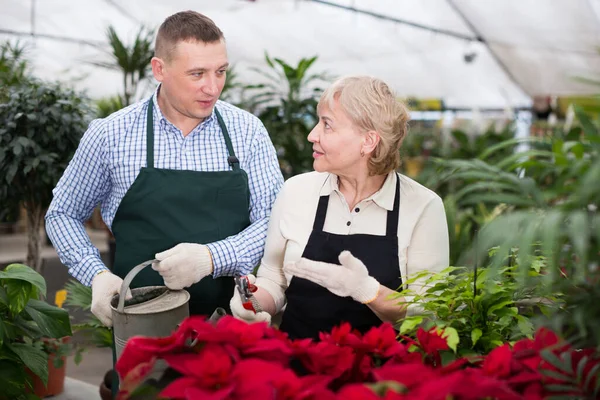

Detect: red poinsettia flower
[335, 384, 380, 400]
[160, 358, 289, 400]
[373, 363, 438, 389]
[416, 327, 449, 355]
[361, 323, 407, 358]
[408, 368, 522, 400]
[116, 334, 182, 380]
[297, 340, 356, 378]
[319, 323, 363, 348]
[163, 344, 233, 388]
[271, 370, 335, 400]
[117, 357, 157, 400]
[482, 344, 513, 379]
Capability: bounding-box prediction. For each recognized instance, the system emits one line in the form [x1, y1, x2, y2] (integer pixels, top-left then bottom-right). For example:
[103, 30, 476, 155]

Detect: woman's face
[308, 99, 365, 176]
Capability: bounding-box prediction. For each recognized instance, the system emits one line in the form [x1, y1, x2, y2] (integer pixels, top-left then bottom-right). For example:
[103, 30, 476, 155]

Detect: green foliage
[63, 280, 113, 348]
[95, 95, 125, 118]
[539, 348, 600, 398]
[0, 80, 91, 212]
[432, 106, 600, 348]
[0, 40, 31, 98]
[0, 80, 91, 268]
[90, 25, 155, 105]
[244, 53, 331, 178]
[401, 124, 517, 265]
[396, 253, 553, 356]
[0, 264, 72, 398]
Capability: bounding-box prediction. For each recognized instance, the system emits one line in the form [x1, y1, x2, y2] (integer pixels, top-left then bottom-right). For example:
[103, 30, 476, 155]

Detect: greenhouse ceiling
[1, 0, 600, 109]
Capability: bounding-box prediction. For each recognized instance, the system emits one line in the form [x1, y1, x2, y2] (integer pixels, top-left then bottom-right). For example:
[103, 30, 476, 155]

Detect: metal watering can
[110, 259, 190, 360]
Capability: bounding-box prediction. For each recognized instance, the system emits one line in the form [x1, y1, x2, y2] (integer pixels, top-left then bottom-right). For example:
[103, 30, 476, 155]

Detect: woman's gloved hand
[284, 251, 381, 304]
[229, 274, 272, 324]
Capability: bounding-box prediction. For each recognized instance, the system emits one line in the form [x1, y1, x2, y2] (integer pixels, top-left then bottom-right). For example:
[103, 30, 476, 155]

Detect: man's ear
[151, 57, 165, 82]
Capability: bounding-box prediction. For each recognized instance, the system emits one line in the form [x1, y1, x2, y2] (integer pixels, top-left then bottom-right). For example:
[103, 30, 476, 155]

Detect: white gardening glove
[153, 243, 213, 290]
[229, 274, 272, 324]
[283, 251, 381, 304]
[91, 271, 132, 327]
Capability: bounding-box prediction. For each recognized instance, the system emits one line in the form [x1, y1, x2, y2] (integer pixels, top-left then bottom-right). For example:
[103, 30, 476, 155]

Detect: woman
[230, 75, 449, 339]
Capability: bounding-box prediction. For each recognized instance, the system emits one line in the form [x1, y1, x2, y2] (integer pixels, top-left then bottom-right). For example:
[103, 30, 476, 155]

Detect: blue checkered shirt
[46, 90, 283, 286]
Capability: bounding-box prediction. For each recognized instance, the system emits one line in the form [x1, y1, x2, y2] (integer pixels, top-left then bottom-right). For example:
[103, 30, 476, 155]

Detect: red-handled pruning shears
[234, 275, 259, 312]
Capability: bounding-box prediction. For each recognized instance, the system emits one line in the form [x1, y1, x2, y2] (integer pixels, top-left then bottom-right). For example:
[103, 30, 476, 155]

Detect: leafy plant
[0, 264, 72, 399]
[396, 252, 554, 356]
[63, 280, 113, 348]
[95, 95, 125, 118]
[40, 336, 82, 368]
[0, 40, 31, 97]
[90, 25, 155, 105]
[0, 81, 91, 270]
[244, 53, 330, 178]
[455, 107, 600, 348]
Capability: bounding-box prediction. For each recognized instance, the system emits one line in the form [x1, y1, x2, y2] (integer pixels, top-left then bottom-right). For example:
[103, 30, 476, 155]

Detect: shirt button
[346, 221, 351, 226]
[355, 207, 360, 213]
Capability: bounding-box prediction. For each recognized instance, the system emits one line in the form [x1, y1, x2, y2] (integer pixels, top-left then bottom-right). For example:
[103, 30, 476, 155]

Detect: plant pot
[99, 369, 113, 400]
[28, 353, 67, 397]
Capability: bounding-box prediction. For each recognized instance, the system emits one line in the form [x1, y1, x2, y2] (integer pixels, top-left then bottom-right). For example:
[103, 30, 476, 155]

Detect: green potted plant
[63, 279, 113, 399]
[0, 263, 73, 399]
[0, 80, 91, 271]
[396, 249, 555, 357]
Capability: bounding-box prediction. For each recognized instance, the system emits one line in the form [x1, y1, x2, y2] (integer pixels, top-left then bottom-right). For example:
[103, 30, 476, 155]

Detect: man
[46, 10, 283, 326]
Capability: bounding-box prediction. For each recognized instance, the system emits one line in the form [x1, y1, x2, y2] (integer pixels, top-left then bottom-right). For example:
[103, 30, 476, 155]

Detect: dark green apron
[110, 99, 250, 397]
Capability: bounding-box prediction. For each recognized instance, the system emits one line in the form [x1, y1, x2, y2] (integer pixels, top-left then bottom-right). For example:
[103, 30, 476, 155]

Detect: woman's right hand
[230, 274, 272, 324]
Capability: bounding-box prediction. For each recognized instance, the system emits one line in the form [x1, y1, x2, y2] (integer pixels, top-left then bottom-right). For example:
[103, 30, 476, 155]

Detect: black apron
[110, 99, 250, 396]
[279, 175, 402, 340]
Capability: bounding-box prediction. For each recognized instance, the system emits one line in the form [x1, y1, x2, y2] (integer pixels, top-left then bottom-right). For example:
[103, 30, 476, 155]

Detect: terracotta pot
[28, 353, 67, 397]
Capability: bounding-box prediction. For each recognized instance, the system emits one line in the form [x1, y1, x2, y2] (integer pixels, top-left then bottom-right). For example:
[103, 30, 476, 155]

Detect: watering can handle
[117, 259, 158, 313]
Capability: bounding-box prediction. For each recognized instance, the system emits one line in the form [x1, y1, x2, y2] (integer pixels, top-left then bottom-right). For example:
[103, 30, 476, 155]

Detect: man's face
[154, 39, 228, 121]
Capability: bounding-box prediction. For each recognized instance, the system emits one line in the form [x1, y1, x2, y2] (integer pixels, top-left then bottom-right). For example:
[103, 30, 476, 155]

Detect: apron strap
[145, 100, 240, 170]
[146, 99, 155, 168]
[214, 108, 240, 170]
[385, 174, 401, 237]
[312, 195, 330, 231]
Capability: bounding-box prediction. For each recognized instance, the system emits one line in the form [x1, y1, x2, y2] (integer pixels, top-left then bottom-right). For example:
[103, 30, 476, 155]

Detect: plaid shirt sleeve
[45, 118, 112, 286]
[207, 120, 284, 277]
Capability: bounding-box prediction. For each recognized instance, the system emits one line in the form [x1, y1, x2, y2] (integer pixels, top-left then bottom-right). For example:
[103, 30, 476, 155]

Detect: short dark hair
[155, 11, 224, 62]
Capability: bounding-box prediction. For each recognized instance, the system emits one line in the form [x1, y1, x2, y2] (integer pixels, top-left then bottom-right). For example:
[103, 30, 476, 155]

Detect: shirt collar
[151, 85, 216, 131]
[320, 171, 397, 211]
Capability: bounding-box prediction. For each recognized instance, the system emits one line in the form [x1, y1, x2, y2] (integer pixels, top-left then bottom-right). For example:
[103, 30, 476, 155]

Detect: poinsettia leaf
[540, 368, 574, 383]
[7, 342, 48, 386]
[583, 361, 600, 392]
[541, 349, 574, 374]
[544, 383, 579, 393]
[575, 355, 589, 385]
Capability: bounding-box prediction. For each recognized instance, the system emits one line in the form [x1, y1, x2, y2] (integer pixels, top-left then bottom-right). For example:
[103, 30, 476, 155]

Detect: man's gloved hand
[283, 251, 381, 304]
[229, 274, 272, 324]
[91, 271, 132, 327]
[153, 243, 213, 290]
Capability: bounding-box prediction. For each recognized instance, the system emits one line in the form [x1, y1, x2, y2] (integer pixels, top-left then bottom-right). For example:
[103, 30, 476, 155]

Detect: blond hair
[318, 76, 410, 175]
